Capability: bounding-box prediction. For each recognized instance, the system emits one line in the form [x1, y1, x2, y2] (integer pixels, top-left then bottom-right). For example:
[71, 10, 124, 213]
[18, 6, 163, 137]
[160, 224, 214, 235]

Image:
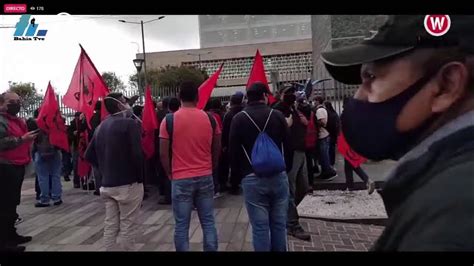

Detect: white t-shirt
[316, 106, 329, 139]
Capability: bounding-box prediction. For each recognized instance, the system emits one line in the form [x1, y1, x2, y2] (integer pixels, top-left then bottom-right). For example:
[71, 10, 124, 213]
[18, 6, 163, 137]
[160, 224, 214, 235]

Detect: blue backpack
[241, 110, 286, 177]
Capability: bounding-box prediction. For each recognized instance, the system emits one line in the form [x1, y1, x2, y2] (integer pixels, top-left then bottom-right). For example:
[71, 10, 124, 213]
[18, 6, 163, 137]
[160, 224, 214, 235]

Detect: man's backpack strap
[165, 113, 174, 171]
[205, 112, 217, 134]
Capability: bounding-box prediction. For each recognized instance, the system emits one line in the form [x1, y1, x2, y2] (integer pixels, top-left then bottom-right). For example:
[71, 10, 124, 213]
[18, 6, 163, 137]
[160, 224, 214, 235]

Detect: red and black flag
[37, 82, 70, 152]
[62, 44, 109, 128]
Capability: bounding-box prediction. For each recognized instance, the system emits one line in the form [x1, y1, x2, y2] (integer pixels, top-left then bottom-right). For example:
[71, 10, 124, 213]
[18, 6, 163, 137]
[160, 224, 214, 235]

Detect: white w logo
[424, 15, 451, 37]
[429, 17, 445, 30]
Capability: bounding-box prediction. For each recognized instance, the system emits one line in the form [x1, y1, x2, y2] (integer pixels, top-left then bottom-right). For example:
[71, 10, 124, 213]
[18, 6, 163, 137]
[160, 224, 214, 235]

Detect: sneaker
[35, 202, 50, 208]
[316, 172, 338, 181]
[367, 181, 376, 195]
[213, 192, 224, 199]
[8, 235, 32, 245]
[15, 217, 23, 225]
[53, 200, 63, 206]
[64, 176, 71, 182]
[288, 227, 311, 241]
[93, 191, 100, 196]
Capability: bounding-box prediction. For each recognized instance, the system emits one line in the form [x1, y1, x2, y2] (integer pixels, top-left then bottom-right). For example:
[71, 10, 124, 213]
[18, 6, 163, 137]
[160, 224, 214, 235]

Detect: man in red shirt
[0, 92, 38, 252]
[159, 81, 221, 252]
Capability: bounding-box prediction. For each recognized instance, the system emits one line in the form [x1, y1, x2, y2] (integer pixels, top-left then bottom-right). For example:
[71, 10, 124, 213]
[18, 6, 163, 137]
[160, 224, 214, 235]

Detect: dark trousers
[92, 167, 102, 193]
[157, 158, 171, 201]
[344, 159, 370, 189]
[218, 151, 230, 191]
[305, 148, 319, 185]
[72, 150, 80, 186]
[0, 164, 25, 247]
[329, 137, 337, 166]
[61, 150, 72, 178]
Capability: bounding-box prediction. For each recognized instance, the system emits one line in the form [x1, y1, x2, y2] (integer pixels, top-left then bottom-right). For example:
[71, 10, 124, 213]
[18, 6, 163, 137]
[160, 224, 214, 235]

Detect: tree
[129, 65, 209, 94]
[101, 71, 125, 92]
[8, 82, 42, 116]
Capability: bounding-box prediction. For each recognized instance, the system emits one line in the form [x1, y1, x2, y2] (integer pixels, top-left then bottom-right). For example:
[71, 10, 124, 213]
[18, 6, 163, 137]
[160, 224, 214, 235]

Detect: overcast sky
[0, 15, 199, 94]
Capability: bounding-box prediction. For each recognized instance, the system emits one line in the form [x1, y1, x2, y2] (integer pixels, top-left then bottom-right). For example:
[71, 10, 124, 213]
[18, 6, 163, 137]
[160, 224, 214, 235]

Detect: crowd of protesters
[2, 15, 474, 253]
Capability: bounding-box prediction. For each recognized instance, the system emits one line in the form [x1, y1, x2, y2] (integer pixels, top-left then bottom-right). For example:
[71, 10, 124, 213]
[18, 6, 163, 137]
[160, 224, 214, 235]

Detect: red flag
[63, 44, 109, 128]
[197, 63, 224, 110]
[246, 49, 277, 105]
[337, 133, 367, 168]
[141, 86, 158, 159]
[100, 99, 109, 121]
[37, 82, 70, 152]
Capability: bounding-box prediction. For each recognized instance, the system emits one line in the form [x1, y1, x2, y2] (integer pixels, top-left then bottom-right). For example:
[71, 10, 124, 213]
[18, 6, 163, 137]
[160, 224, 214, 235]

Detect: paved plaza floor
[17, 175, 384, 252]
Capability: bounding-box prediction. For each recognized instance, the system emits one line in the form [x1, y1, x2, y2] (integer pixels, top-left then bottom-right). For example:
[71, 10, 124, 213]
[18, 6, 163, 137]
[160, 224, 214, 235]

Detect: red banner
[141, 86, 158, 159]
[246, 49, 276, 105]
[337, 133, 367, 168]
[37, 82, 70, 152]
[197, 63, 224, 110]
[63, 44, 109, 128]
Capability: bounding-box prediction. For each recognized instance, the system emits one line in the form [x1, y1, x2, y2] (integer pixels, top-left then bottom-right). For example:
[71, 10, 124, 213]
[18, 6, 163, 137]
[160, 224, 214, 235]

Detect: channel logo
[14, 14, 48, 41]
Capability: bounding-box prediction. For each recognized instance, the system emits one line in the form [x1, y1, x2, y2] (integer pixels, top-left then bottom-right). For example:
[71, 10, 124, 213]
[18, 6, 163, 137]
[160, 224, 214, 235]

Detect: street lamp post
[133, 58, 145, 103]
[187, 51, 212, 69]
[119, 16, 165, 87]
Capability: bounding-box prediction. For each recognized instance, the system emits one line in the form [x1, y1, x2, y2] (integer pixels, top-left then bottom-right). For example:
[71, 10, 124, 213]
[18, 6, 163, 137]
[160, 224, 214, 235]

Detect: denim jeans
[34, 152, 62, 204]
[242, 172, 289, 252]
[318, 136, 336, 175]
[172, 175, 218, 252]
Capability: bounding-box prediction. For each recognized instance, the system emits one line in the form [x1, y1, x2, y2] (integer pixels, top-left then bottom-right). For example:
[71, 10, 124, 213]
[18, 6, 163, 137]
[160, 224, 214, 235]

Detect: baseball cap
[230, 91, 244, 104]
[322, 15, 474, 84]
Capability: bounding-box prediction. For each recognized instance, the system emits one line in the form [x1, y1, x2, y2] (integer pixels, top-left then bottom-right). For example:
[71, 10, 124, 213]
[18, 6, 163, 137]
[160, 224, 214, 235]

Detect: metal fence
[18, 71, 358, 121]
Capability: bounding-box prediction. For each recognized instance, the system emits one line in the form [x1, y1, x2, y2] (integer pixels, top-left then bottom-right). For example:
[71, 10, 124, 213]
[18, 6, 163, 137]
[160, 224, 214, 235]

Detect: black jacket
[372, 113, 474, 251]
[229, 102, 293, 180]
[222, 104, 244, 149]
[273, 101, 307, 151]
[85, 115, 144, 187]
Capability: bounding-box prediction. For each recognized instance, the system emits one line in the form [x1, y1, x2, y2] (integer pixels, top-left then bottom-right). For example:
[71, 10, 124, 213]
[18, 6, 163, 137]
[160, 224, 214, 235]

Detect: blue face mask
[341, 71, 437, 161]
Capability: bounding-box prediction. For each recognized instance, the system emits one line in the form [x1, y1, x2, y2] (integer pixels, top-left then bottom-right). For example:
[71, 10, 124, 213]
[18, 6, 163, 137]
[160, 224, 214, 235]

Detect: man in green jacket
[321, 15, 474, 251]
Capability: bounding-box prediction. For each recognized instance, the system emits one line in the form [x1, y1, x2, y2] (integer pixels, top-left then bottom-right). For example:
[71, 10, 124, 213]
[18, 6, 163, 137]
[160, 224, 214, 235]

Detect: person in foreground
[85, 92, 144, 251]
[159, 81, 220, 252]
[229, 83, 292, 251]
[322, 15, 474, 251]
[0, 92, 36, 252]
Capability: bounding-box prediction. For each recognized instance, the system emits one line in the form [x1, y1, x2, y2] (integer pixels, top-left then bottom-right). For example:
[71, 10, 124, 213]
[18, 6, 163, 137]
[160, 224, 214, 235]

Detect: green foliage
[101, 71, 125, 92]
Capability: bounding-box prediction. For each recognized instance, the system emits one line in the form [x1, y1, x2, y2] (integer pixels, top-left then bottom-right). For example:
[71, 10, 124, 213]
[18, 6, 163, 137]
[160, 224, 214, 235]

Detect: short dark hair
[178, 81, 199, 103]
[169, 97, 180, 112]
[208, 98, 222, 110]
[104, 92, 124, 114]
[161, 97, 170, 109]
[247, 82, 267, 103]
[314, 96, 325, 105]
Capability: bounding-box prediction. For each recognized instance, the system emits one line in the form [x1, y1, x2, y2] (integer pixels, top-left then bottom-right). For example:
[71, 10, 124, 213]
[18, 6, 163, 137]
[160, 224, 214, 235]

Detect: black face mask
[341, 71, 437, 161]
[6, 103, 21, 116]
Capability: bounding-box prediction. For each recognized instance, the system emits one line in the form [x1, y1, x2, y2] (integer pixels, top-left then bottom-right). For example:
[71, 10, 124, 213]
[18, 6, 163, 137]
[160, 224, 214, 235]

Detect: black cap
[322, 15, 474, 84]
